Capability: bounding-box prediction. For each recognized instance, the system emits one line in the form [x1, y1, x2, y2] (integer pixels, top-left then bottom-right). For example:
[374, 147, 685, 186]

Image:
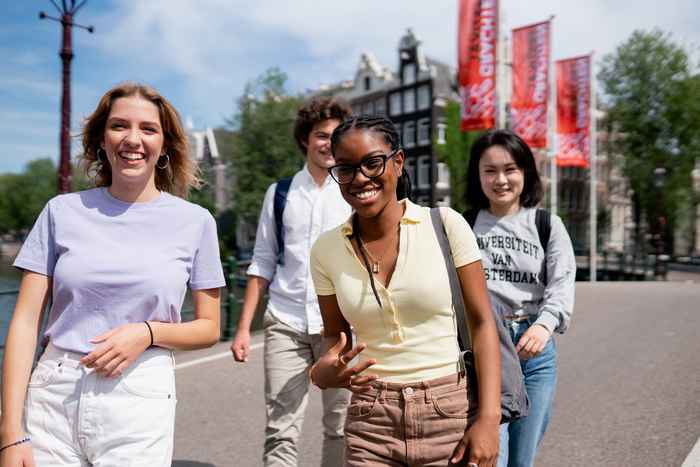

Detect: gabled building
[314, 29, 453, 206]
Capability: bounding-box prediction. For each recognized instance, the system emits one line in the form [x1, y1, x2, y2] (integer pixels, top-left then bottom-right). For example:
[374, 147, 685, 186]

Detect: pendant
[372, 262, 380, 274]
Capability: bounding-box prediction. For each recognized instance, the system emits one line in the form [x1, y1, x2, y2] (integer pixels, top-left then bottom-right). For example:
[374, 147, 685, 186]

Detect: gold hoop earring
[157, 154, 170, 169]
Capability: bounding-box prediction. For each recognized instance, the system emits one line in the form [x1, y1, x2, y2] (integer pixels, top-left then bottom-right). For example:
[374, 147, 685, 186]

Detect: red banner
[458, 0, 498, 131]
[510, 20, 550, 148]
[556, 55, 591, 168]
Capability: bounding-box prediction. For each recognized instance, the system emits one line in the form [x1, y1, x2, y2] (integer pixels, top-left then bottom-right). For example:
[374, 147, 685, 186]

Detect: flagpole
[497, 0, 506, 129]
[589, 52, 598, 282]
[547, 15, 557, 215]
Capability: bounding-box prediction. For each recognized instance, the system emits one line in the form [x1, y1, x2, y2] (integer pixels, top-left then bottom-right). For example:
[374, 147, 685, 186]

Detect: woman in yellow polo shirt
[309, 116, 501, 467]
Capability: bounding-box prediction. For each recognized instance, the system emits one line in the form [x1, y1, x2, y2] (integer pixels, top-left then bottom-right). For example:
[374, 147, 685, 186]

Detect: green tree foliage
[434, 101, 481, 214]
[0, 159, 57, 234]
[598, 29, 700, 252]
[226, 68, 304, 224]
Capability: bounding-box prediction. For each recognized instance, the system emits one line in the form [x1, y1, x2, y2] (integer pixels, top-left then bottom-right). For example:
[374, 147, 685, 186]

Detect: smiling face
[478, 144, 525, 215]
[332, 128, 404, 219]
[101, 95, 164, 190]
[305, 118, 341, 171]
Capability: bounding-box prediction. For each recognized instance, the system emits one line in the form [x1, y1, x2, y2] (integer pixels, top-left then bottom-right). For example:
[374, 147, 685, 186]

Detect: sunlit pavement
[172, 279, 700, 467]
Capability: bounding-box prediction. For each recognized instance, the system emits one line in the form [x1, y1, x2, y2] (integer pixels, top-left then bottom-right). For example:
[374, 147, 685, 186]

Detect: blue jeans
[497, 318, 558, 467]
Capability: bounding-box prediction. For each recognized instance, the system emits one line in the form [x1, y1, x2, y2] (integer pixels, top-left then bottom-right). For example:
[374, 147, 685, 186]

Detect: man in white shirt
[230, 96, 352, 467]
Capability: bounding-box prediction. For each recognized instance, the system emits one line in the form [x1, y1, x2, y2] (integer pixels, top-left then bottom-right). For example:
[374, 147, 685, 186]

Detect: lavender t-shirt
[14, 187, 225, 353]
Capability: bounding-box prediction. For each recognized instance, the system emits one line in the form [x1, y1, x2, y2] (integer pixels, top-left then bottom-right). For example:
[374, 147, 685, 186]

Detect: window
[364, 76, 371, 91]
[417, 155, 431, 188]
[389, 92, 401, 116]
[417, 84, 431, 110]
[436, 162, 450, 189]
[375, 98, 386, 116]
[403, 121, 415, 148]
[403, 89, 415, 114]
[362, 101, 374, 115]
[436, 122, 447, 145]
[417, 118, 431, 145]
[402, 63, 416, 84]
[396, 122, 402, 144]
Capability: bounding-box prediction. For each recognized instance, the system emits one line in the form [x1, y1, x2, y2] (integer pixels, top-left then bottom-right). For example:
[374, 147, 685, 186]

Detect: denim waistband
[42, 342, 175, 370]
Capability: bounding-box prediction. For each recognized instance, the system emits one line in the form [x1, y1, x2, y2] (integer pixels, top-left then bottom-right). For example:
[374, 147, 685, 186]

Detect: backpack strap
[430, 208, 471, 352]
[273, 176, 293, 266]
[535, 209, 551, 254]
[535, 208, 552, 284]
[463, 207, 480, 229]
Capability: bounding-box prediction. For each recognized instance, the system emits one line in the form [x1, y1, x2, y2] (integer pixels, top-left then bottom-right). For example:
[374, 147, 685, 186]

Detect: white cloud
[3, 0, 699, 173]
[83, 0, 700, 90]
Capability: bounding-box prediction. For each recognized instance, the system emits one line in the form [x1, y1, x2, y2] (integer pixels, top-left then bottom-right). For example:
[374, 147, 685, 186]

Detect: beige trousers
[263, 310, 350, 467]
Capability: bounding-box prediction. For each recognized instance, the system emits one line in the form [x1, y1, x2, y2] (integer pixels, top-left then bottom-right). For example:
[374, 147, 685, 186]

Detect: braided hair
[330, 115, 412, 309]
[331, 116, 412, 201]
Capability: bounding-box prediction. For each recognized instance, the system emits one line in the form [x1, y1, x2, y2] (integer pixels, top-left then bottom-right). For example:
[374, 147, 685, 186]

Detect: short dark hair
[293, 96, 351, 155]
[466, 129, 544, 210]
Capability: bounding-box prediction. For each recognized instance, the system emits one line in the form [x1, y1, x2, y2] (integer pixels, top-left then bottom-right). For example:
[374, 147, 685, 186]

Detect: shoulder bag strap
[430, 207, 472, 351]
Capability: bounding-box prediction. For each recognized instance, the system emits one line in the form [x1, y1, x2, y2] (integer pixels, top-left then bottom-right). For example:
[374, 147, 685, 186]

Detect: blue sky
[1, 0, 699, 174]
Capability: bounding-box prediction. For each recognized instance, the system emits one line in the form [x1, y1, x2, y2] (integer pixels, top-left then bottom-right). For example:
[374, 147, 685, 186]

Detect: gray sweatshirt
[472, 207, 576, 334]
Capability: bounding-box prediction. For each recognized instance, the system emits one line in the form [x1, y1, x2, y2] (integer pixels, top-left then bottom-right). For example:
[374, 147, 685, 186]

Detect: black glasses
[328, 149, 399, 185]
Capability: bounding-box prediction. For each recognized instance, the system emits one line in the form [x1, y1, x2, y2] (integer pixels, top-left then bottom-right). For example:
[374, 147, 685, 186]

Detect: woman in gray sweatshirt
[465, 129, 576, 467]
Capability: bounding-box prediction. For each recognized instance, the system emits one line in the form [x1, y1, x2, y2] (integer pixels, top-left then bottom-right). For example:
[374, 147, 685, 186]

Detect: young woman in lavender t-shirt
[0, 83, 225, 467]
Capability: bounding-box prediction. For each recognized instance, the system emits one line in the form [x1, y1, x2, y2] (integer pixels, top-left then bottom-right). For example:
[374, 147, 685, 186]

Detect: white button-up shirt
[246, 165, 351, 334]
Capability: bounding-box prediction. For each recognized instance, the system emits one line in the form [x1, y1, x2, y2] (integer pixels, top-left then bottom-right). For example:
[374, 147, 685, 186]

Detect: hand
[309, 332, 378, 392]
[515, 324, 551, 360]
[0, 439, 35, 467]
[451, 416, 499, 467]
[80, 323, 152, 377]
[230, 330, 251, 362]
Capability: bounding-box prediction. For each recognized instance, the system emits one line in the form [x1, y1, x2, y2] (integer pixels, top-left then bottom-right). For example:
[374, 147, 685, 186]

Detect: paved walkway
[171, 280, 700, 467]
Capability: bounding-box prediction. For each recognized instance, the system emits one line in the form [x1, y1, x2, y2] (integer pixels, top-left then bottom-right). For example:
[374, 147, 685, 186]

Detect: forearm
[320, 318, 352, 355]
[0, 313, 41, 441]
[236, 276, 269, 333]
[457, 262, 501, 422]
[471, 318, 502, 422]
[149, 318, 218, 350]
[149, 288, 223, 350]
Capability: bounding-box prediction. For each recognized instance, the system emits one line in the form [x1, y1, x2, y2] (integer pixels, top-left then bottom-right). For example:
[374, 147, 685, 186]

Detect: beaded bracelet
[0, 436, 31, 453]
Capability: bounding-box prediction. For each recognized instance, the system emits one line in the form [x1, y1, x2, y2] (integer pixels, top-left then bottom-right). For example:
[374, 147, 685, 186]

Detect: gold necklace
[358, 228, 399, 274]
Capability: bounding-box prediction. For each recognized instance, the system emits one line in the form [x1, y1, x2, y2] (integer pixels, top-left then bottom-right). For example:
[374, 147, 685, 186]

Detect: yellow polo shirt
[310, 200, 481, 383]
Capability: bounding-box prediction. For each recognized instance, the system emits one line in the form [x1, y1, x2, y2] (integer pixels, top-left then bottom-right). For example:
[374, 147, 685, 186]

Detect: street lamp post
[39, 1, 94, 194]
[653, 166, 667, 280]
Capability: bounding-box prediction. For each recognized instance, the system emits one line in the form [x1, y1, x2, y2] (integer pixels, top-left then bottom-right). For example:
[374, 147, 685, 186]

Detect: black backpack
[464, 208, 552, 284]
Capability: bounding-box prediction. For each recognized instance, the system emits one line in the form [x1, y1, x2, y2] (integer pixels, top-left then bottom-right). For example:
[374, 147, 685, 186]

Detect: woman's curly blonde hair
[81, 82, 201, 197]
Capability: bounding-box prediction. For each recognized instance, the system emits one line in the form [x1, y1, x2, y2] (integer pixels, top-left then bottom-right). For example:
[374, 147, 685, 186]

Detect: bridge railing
[579, 251, 667, 281]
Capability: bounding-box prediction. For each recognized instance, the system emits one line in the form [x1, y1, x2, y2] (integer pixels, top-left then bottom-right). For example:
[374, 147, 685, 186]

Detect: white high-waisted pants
[25, 343, 177, 467]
